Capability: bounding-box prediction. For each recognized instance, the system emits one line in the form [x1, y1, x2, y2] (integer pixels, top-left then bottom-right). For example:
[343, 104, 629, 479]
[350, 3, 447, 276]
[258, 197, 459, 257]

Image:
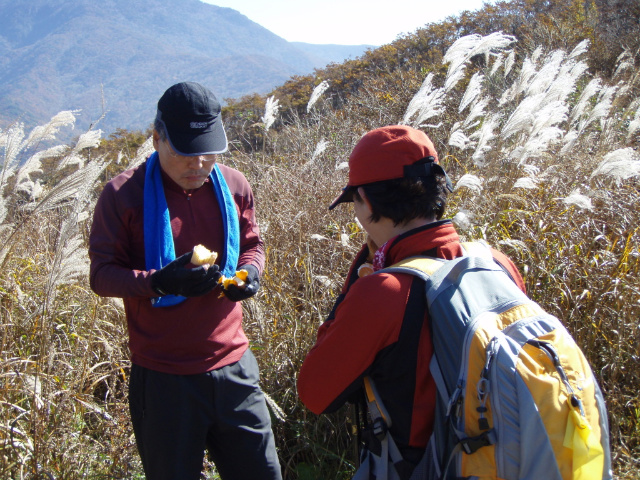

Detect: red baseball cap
[329, 125, 441, 210]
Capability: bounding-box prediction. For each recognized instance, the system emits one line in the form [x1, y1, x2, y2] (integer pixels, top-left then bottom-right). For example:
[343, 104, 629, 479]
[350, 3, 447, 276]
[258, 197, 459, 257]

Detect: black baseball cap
[156, 82, 228, 155]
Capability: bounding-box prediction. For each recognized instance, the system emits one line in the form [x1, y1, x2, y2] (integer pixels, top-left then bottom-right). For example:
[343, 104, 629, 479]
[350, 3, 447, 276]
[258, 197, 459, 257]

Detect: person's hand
[151, 252, 221, 297]
[222, 264, 260, 302]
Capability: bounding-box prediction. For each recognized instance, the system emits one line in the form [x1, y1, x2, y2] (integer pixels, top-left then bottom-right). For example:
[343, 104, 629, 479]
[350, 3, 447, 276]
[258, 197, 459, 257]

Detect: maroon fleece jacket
[89, 158, 265, 374]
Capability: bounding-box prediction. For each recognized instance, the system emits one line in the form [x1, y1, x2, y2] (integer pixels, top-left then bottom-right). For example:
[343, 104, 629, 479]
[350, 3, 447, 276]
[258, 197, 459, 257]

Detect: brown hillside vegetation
[223, 0, 640, 151]
[1, 0, 639, 478]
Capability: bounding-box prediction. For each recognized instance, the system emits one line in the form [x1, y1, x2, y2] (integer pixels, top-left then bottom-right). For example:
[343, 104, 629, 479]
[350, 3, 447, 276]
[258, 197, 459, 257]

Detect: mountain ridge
[0, 0, 373, 135]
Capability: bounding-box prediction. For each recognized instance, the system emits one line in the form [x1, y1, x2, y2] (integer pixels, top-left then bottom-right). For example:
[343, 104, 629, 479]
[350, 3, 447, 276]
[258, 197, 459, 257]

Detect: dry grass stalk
[1, 32, 639, 479]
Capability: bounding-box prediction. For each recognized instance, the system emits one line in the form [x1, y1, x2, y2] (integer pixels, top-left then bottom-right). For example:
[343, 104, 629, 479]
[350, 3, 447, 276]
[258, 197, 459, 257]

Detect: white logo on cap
[190, 122, 208, 129]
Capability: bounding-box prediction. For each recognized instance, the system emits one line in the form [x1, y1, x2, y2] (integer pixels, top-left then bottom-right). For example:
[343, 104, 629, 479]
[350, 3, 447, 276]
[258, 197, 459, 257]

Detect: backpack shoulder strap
[359, 376, 405, 479]
[460, 240, 493, 260]
[382, 256, 446, 279]
[364, 376, 392, 429]
[461, 240, 520, 286]
[382, 240, 493, 279]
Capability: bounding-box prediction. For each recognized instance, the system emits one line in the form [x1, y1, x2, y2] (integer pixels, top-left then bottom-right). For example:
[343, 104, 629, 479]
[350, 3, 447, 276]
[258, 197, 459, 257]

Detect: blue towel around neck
[144, 151, 240, 307]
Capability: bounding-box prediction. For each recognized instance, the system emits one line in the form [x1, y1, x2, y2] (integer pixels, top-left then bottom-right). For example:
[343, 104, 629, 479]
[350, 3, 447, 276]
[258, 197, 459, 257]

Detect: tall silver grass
[498, 45, 592, 164]
[448, 130, 475, 150]
[307, 81, 330, 112]
[1, 112, 75, 187]
[262, 96, 280, 132]
[58, 128, 103, 169]
[452, 209, 475, 231]
[15, 145, 68, 199]
[401, 73, 446, 127]
[399, 30, 639, 261]
[626, 99, 640, 141]
[0, 118, 106, 271]
[443, 32, 516, 92]
[590, 148, 640, 184]
[563, 83, 616, 154]
[401, 32, 515, 130]
[405, 32, 517, 162]
[454, 173, 483, 194]
[459, 72, 484, 113]
[128, 136, 155, 169]
[513, 176, 539, 189]
[562, 189, 594, 210]
[470, 115, 499, 166]
[612, 50, 635, 79]
[302, 139, 329, 171]
[0, 116, 112, 477]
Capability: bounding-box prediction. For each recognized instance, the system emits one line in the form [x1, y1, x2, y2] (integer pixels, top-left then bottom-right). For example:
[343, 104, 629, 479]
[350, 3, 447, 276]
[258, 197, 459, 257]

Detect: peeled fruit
[191, 244, 218, 266]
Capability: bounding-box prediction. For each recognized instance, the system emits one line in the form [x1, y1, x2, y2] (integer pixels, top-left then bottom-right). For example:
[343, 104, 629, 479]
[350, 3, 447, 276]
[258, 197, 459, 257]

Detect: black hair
[353, 173, 449, 226]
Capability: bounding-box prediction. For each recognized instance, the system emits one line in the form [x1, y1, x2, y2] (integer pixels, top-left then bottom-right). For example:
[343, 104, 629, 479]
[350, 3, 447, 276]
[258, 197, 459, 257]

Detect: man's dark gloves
[151, 252, 221, 297]
[223, 264, 260, 302]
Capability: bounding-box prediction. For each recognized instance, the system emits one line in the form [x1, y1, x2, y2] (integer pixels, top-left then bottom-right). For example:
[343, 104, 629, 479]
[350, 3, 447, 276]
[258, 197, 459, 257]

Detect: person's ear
[152, 129, 160, 151]
[357, 187, 373, 211]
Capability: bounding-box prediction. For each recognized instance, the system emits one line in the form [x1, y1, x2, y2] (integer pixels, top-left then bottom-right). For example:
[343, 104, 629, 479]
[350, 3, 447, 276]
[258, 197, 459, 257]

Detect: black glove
[151, 252, 221, 297]
[223, 264, 260, 302]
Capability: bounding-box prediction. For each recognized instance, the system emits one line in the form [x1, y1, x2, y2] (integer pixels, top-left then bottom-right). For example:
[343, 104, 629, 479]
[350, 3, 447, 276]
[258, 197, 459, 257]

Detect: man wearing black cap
[297, 125, 526, 479]
[89, 82, 282, 479]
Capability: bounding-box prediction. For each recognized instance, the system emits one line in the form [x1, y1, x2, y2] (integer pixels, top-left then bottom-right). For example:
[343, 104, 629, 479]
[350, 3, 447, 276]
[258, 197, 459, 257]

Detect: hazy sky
[201, 0, 491, 46]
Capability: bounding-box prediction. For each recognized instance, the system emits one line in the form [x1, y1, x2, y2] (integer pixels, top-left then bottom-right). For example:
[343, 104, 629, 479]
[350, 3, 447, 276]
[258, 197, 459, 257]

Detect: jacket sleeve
[297, 271, 413, 414]
[235, 185, 265, 274]
[323, 244, 371, 320]
[221, 165, 265, 274]
[89, 178, 157, 298]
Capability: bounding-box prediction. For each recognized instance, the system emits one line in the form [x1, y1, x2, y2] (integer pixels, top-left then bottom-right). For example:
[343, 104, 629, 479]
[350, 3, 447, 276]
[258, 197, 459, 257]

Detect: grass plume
[1, 30, 639, 480]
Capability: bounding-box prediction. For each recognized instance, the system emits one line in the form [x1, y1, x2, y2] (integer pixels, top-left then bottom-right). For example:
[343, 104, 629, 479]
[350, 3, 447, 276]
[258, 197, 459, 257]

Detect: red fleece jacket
[298, 221, 525, 451]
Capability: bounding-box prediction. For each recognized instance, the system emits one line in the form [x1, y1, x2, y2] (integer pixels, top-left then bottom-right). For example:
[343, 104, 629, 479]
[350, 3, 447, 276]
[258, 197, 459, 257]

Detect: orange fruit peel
[218, 269, 249, 294]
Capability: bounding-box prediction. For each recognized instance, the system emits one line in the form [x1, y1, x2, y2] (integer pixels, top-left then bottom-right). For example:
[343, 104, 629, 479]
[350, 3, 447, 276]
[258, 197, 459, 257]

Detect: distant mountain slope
[291, 42, 375, 66]
[0, 0, 370, 136]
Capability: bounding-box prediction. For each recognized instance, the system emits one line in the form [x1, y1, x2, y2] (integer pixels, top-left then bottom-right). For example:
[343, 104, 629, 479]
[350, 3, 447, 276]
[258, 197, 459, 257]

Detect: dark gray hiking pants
[129, 349, 282, 480]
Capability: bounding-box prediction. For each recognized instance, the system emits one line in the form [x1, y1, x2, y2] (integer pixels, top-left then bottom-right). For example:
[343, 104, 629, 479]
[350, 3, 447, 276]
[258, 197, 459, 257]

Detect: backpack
[354, 241, 612, 480]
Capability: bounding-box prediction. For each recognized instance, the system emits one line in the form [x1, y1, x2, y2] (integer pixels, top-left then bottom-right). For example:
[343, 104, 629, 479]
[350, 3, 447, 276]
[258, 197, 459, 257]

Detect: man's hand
[222, 264, 260, 302]
[151, 252, 221, 297]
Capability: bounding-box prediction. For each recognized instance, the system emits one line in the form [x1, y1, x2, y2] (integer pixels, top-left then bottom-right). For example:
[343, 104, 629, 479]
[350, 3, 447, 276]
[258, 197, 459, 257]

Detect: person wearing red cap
[297, 125, 525, 479]
[89, 82, 282, 480]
